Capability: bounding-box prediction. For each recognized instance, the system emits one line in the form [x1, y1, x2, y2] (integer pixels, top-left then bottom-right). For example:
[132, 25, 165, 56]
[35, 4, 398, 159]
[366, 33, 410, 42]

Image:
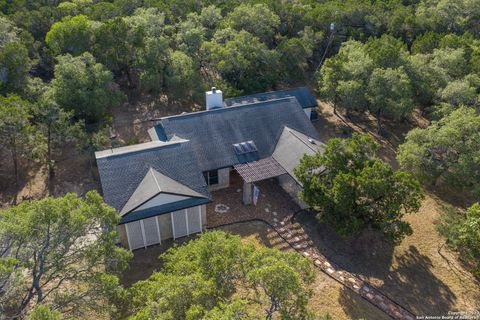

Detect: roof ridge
[285, 127, 320, 153]
[95, 139, 188, 159]
[159, 96, 298, 121]
[150, 167, 162, 192]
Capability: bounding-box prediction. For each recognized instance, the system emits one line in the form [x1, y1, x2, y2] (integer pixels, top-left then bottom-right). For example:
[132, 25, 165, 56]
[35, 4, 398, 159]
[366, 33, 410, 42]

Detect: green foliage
[0, 191, 132, 318]
[398, 107, 480, 195]
[0, 41, 30, 95]
[202, 30, 279, 94]
[317, 41, 372, 114]
[318, 38, 415, 129]
[51, 52, 124, 125]
[165, 50, 198, 99]
[0, 94, 44, 193]
[295, 133, 424, 243]
[224, 4, 280, 44]
[127, 231, 316, 320]
[438, 203, 480, 277]
[45, 14, 96, 56]
[29, 305, 61, 320]
[367, 67, 414, 121]
[411, 31, 442, 54]
[365, 34, 408, 69]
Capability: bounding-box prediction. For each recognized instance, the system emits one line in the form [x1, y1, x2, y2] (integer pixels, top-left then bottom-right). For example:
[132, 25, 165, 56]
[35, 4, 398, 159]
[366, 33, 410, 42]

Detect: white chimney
[206, 87, 223, 110]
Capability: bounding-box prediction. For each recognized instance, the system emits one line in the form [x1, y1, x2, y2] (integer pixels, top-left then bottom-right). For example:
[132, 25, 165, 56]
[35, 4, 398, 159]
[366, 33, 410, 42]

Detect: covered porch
[206, 169, 300, 229]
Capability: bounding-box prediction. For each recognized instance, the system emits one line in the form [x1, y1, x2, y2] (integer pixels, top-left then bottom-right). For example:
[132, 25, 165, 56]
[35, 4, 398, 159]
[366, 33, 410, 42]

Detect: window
[203, 170, 219, 186]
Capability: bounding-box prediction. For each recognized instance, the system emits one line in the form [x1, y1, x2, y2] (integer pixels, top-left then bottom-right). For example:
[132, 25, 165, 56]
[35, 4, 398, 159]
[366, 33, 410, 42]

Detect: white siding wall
[208, 167, 231, 191]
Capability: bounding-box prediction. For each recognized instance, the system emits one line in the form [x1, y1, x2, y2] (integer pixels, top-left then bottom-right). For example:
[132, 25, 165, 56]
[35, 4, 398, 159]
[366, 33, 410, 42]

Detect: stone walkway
[207, 176, 416, 320]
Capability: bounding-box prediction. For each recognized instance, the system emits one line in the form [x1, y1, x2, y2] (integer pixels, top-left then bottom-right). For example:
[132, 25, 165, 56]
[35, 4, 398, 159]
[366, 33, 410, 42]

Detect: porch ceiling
[234, 156, 287, 183]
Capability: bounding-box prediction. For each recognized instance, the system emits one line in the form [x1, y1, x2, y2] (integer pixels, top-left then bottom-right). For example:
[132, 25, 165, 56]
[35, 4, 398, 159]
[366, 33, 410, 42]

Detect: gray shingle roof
[224, 87, 318, 109]
[156, 97, 321, 172]
[95, 140, 210, 213]
[272, 127, 325, 185]
[119, 167, 207, 216]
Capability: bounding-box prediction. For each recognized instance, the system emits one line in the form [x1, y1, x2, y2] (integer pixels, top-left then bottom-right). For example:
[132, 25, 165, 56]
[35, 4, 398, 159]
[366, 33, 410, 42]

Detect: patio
[206, 170, 300, 229]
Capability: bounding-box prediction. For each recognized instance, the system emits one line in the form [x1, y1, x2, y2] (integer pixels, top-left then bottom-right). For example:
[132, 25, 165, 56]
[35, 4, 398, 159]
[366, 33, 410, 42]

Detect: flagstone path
[206, 178, 416, 320]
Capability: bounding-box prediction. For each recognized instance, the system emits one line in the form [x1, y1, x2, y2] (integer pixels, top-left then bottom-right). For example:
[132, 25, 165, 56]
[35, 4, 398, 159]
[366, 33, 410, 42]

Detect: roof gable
[119, 167, 207, 216]
[272, 127, 325, 185]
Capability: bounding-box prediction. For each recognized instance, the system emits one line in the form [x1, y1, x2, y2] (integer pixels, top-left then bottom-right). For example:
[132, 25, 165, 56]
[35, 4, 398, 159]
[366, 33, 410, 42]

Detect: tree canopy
[0, 191, 132, 318]
[51, 52, 124, 125]
[295, 134, 424, 243]
[398, 107, 480, 196]
[125, 231, 317, 320]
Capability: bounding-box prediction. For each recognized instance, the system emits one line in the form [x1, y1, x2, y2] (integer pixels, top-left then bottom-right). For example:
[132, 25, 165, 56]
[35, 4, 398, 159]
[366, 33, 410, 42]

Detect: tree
[224, 4, 280, 45]
[430, 47, 469, 80]
[246, 247, 315, 320]
[165, 50, 198, 100]
[438, 78, 478, 108]
[367, 67, 414, 132]
[0, 41, 30, 95]
[295, 133, 424, 243]
[317, 40, 373, 115]
[365, 34, 409, 69]
[277, 37, 314, 82]
[0, 191, 132, 318]
[202, 30, 279, 94]
[175, 13, 206, 56]
[438, 203, 480, 277]
[411, 31, 442, 54]
[398, 107, 480, 195]
[135, 36, 170, 93]
[45, 15, 96, 57]
[51, 53, 124, 126]
[0, 95, 44, 201]
[127, 231, 316, 319]
[34, 92, 85, 192]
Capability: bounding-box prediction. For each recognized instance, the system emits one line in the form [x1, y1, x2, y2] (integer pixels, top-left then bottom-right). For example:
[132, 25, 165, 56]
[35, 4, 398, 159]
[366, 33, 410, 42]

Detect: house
[95, 87, 324, 250]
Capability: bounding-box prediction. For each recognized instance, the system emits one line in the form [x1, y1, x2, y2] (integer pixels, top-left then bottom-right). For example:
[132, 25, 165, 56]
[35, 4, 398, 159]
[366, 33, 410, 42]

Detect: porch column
[242, 182, 252, 205]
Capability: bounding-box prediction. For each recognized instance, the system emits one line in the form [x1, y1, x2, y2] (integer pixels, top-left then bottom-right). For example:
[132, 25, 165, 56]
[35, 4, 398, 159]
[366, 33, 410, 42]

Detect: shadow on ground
[295, 211, 457, 316]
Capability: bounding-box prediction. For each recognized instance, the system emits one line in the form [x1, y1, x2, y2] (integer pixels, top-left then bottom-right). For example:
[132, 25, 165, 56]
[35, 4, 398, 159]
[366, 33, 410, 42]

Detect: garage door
[125, 217, 161, 250]
[186, 206, 202, 234]
[171, 207, 203, 239]
[125, 220, 144, 250]
[171, 210, 188, 239]
[143, 216, 161, 246]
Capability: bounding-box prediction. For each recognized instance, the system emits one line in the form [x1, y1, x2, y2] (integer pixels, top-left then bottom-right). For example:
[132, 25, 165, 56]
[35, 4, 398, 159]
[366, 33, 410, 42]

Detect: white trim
[198, 206, 203, 233]
[125, 223, 132, 250]
[140, 220, 147, 249]
[155, 216, 162, 244]
[150, 167, 161, 192]
[171, 212, 176, 240]
[185, 209, 189, 235]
